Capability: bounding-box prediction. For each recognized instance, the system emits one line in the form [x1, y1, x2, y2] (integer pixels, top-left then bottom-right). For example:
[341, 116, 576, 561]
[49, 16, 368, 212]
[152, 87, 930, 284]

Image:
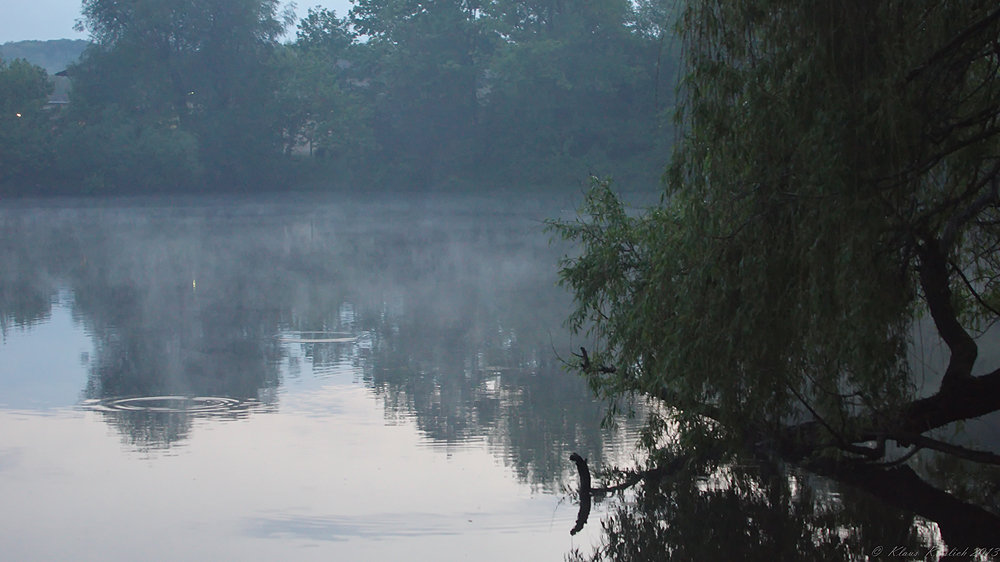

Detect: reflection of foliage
[570, 459, 937, 562]
[0, 205, 293, 448]
[73, 243, 284, 402]
[72, 241, 284, 448]
[250, 196, 650, 488]
[97, 410, 193, 452]
[93, 397, 267, 451]
[919, 452, 1000, 517]
[0, 242, 53, 334]
[0, 214, 80, 333]
[1, 195, 643, 482]
[361, 289, 642, 490]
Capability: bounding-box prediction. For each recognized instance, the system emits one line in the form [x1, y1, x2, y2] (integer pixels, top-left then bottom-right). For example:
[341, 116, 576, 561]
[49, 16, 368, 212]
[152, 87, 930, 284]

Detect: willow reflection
[568, 455, 943, 562]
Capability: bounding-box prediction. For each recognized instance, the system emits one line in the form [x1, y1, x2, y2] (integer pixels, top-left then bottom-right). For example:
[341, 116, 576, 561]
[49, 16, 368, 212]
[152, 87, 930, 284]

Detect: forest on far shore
[0, 0, 678, 194]
[0, 39, 88, 75]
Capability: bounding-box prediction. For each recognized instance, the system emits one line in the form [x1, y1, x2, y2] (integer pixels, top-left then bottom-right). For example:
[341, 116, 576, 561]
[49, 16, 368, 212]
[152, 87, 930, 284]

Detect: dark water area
[0, 191, 986, 561]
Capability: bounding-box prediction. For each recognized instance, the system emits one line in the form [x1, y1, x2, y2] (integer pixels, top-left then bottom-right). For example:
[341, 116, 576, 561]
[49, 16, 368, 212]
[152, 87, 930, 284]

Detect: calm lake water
[2, 191, 995, 561]
[0, 191, 645, 562]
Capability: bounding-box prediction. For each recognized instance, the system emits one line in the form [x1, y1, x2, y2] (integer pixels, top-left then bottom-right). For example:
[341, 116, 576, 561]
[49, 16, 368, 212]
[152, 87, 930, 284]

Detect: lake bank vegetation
[1, 0, 677, 194]
[551, 0, 1000, 552]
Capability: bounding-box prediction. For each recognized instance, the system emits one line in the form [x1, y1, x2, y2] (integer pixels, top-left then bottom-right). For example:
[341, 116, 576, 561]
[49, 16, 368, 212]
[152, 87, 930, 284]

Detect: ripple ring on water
[94, 396, 249, 414]
[277, 331, 356, 343]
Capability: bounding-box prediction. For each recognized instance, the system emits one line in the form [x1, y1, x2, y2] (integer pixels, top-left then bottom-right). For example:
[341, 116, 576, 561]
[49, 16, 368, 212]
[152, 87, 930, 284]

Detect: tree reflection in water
[360, 294, 640, 491]
[0, 195, 642, 486]
[4, 196, 996, 559]
[87, 396, 268, 451]
[568, 456, 944, 562]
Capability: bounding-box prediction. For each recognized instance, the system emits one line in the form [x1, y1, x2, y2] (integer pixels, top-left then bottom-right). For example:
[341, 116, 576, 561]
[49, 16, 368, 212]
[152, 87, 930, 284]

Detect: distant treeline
[1, 0, 678, 194]
[0, 39, 88, 74]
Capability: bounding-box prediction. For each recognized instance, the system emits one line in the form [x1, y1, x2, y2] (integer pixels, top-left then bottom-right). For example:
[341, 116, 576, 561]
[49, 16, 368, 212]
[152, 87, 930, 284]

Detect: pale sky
[0, 0, 355, 44]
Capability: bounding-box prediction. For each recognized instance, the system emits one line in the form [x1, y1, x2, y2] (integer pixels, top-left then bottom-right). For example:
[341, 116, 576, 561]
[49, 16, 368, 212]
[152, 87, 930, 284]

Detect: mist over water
[4, 191, 975, 561]
[0, 191, 650, 561]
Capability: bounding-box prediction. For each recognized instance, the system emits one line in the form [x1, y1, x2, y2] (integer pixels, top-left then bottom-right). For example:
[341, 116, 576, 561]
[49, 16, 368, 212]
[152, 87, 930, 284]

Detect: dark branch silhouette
[569, 453, 591, 535]
[568, 452, 689, 535]
[573, 347, 616, 374]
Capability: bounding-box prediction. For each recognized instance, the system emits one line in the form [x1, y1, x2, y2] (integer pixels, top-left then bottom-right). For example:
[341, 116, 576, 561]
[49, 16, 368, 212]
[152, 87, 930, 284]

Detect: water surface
[0, 192, 638, 561]
[5, 191, 990, 561]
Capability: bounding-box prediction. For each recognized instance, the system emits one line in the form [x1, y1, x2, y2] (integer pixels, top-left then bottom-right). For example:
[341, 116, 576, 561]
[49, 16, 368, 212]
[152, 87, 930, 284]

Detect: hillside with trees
[0, 39, 88, 74]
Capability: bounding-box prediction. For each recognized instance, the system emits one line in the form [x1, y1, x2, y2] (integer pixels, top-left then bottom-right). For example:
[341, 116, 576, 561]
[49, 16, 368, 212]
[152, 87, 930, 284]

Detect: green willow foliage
[551, 0, 1000, 455]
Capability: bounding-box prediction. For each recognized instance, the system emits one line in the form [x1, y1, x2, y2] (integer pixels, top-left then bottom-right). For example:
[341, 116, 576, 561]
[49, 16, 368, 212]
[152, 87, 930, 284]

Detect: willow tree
[551, 0, 1000, 540]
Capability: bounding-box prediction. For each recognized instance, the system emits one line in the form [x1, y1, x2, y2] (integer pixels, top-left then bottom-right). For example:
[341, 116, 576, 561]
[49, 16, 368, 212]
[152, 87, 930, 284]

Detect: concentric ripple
[86, 396, 259, 416]
[277, 331, 357, 343]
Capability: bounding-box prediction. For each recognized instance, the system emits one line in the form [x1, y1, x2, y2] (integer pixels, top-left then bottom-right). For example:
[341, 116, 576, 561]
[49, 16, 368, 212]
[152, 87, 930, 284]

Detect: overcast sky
[0, 0, 354, 44]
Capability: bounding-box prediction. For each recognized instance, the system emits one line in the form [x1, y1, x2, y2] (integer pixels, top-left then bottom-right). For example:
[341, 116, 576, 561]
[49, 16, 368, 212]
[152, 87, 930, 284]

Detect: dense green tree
[348, 0, 501, 187]
[296, 6, 354, 55]
[550, 0, 1000, 546]
[481, 0, 673, 186]
[53, 104, 202, 192]
[3, 0, 679, 191]
[61, 0, 294, 189]
[339, 0, 674, 188]
[281, 8, 376, 167]
[0, 57, 54, 183]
